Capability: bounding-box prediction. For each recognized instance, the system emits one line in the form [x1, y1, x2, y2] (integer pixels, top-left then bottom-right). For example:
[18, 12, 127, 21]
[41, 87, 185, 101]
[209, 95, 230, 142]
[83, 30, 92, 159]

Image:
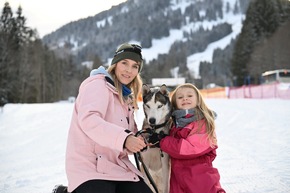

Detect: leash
[134, 129, 159, 193]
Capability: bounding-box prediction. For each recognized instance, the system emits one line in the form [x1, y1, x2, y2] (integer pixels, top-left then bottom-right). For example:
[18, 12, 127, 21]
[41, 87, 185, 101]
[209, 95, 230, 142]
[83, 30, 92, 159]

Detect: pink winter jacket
[160, 120, 225, 193]
[65, 74, 144, 192]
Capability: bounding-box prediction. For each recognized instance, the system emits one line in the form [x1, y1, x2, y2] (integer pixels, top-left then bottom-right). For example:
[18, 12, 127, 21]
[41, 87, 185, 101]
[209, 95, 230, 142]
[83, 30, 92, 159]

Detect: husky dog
[140, 84, 171, 193]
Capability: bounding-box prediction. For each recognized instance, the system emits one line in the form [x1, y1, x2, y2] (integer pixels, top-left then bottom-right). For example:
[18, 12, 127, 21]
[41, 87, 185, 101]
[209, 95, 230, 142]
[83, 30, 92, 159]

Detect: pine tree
[0, 2, 15, 102]
[252, 0, 280, 38]
[231, 0, 290, 86]
[0, 3, 37, 102]
[0, 2, 65, 103]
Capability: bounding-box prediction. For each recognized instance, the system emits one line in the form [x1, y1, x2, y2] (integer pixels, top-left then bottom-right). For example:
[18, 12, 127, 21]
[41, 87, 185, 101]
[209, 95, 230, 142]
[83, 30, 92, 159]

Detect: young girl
[149, 83, 225, 193]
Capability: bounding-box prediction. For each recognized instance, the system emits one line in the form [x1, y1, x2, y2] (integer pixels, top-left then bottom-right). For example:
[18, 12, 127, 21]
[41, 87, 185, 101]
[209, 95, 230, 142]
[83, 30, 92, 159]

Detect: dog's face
[142, 84, 171, 127]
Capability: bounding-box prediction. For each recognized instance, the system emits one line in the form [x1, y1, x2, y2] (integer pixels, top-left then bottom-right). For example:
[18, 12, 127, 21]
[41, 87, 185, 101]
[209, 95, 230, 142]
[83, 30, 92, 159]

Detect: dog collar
[151, 120, 169, 131]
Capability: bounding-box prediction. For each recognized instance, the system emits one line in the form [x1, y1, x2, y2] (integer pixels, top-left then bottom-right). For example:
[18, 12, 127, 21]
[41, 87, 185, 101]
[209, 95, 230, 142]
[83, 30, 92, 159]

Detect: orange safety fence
[137, 92, 143, 102]
[200, 87, 227, 98]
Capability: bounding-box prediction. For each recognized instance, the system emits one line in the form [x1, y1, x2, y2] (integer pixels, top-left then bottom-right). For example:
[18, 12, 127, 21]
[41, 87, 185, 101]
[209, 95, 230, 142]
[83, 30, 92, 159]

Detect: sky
[0, 99, 290, 193]
[1, 0, 127, 38]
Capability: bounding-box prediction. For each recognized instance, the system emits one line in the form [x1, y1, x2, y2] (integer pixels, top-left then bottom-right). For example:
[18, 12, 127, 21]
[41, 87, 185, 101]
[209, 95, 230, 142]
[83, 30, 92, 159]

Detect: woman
[65, 43, 153, 193]
[149, 83, 225, 193]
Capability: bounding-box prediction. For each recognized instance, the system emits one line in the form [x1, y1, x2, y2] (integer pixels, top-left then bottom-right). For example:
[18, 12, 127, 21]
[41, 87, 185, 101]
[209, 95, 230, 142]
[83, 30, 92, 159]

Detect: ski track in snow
[0, 99, 290, 193]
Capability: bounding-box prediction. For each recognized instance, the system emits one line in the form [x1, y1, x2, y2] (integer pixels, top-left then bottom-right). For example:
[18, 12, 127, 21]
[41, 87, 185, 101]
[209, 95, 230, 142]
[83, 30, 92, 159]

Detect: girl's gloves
[148, 131, 168, 148]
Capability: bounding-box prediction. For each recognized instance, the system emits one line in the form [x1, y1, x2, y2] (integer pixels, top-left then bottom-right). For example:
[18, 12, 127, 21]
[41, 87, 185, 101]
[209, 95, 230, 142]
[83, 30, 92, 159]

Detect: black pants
[74, 179, 153, 193]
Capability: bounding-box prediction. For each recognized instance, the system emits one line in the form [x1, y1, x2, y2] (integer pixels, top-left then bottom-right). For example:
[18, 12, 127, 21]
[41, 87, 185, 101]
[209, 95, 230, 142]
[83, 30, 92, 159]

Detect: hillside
[42, 0, 250, 87]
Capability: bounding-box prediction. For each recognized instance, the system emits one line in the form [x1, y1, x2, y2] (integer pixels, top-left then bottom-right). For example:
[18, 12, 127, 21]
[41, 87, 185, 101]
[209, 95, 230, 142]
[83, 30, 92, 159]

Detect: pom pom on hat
[111, 43, 143, 72]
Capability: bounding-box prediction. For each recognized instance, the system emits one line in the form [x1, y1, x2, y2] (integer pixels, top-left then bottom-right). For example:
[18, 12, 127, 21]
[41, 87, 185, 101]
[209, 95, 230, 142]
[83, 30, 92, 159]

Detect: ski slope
[0, 99, 290, 193]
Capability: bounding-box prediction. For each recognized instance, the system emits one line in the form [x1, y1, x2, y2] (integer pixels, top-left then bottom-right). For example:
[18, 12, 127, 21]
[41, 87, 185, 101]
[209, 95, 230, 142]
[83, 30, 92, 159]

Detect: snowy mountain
[42, 0, 249, 81]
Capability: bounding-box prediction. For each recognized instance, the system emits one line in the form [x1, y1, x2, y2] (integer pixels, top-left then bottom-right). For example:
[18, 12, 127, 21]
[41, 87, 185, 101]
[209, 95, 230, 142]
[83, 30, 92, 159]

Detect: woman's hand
[124, 135, 147, 153]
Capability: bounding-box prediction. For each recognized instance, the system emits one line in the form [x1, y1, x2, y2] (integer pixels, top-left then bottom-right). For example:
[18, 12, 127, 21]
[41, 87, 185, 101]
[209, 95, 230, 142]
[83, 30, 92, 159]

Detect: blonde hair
[171, 83, 217, 145]
[107, 64, 143, 109]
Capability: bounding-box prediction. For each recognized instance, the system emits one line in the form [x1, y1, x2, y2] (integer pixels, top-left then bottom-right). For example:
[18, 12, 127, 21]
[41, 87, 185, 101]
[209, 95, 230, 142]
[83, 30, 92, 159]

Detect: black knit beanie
[111, 43, 143, 72]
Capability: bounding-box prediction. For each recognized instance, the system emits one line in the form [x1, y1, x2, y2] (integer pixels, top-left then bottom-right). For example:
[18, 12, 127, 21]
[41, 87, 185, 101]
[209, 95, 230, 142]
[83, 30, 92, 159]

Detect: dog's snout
[149, 118, 156, 125]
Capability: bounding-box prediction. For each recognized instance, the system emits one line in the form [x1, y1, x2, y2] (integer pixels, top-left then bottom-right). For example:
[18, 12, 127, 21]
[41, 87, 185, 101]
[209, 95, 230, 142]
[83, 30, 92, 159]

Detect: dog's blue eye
[158, 105, 163, 108]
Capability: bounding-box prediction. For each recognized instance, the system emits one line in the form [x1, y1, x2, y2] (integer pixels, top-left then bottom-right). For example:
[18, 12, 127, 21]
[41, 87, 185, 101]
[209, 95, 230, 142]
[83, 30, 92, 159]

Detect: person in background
[148, 83, 226, 193]
[65, 43, 153, 193]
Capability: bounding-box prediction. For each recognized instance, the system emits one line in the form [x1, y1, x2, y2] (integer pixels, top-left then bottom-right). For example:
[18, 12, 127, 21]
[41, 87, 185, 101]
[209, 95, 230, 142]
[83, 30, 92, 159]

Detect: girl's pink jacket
[160, 120, 225, 193]
[65, 75, 143, 192]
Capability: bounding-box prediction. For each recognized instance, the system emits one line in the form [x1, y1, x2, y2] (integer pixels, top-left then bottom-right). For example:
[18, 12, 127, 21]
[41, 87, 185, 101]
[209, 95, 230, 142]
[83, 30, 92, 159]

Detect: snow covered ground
[1, 99, 290, 193]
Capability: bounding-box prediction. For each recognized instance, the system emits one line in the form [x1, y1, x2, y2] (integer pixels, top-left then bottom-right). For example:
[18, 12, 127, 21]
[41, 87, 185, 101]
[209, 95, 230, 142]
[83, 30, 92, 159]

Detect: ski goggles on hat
[114, 44, 142, 60]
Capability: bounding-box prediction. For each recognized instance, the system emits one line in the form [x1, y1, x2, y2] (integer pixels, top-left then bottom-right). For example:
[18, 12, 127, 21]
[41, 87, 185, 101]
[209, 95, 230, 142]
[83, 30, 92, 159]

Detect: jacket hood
[90, 66, 112, 80]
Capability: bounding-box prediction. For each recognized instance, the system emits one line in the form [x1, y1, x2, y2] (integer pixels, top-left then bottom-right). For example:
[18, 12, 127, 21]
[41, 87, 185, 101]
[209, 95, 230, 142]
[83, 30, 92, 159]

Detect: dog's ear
[142, 84, 150, 95]
[160, 84, 169, 96]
